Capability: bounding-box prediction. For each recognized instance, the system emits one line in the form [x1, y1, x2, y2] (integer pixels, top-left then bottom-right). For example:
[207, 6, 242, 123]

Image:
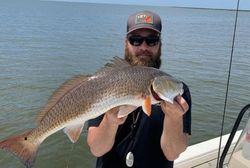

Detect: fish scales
[32, 63, 172, 142]
[0, 57, 183, 168]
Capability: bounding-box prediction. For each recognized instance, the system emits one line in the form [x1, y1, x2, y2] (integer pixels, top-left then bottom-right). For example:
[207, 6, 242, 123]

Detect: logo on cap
[135, 14, 153, 25]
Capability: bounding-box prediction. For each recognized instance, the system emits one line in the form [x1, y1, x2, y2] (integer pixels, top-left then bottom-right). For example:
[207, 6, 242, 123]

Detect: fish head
[151, 75, 184, 104]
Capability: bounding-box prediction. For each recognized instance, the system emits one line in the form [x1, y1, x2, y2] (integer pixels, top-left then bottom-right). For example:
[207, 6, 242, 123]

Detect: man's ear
[124, 38, 128, 47]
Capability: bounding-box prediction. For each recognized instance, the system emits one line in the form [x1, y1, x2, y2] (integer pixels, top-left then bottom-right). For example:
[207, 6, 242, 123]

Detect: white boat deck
[174, 130, 248, 168]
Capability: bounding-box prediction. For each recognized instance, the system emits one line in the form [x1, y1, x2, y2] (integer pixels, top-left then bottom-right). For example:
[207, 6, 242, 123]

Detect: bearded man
[87, 10, 192, 168]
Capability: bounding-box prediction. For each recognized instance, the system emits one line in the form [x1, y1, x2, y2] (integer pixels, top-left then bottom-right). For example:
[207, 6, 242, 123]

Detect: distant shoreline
[42, 0, 250, 12]
[170, 6, 250, 12]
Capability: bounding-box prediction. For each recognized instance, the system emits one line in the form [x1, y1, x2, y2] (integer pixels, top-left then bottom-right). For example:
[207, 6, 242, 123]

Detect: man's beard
[124, 44, 162, 69]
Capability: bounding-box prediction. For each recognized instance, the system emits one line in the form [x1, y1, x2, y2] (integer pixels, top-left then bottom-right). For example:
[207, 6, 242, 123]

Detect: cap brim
[127, 26, 161, 34]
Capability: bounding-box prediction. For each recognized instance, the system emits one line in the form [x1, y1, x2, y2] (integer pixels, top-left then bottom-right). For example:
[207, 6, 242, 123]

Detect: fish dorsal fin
[95, 56, 130, 75]
[36, 75, 90, 123]
[111, 56, 130, 67]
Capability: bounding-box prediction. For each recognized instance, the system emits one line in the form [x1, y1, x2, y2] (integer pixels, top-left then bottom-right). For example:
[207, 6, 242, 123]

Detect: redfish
[0, 57, 183, 167]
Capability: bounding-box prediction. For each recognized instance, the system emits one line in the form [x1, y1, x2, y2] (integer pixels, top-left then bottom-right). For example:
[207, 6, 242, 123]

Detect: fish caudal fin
[142, 95, 152, 116]
[0, 131, 40, 168]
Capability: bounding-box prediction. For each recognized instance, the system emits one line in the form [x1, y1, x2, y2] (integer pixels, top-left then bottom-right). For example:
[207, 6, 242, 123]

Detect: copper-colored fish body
[0, 57, 183, 167]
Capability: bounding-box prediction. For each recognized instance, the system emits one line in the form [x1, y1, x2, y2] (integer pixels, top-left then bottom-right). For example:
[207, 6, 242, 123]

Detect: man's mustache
[137, 51, 152, 56]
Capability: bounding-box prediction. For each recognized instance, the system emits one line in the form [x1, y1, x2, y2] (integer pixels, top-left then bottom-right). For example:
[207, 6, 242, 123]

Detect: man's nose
[140, 41, 149, 50]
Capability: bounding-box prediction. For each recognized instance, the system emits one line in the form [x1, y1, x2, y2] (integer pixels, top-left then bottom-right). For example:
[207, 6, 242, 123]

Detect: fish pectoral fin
[142, 95, 152, 116]
[63, 124, 84, 143]
[117, 105, 137, 118]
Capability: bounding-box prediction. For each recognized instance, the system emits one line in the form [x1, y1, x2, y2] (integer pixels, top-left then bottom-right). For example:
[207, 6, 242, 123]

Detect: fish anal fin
[37, 75, 90, 123]
[117, 105, 137, 118]
[142, 96, 152, 116]
[63, 124, 84, 143]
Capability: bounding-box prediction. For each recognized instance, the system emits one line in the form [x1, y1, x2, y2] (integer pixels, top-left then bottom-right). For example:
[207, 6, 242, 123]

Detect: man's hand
[160, 96, 189, 120]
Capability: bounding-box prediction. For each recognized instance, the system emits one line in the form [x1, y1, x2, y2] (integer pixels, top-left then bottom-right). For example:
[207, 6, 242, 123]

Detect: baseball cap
[127, 10, 162, 34]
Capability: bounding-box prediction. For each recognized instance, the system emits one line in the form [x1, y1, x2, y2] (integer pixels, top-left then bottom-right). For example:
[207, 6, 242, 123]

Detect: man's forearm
[87, 115, 119, 157]
[160, 116, 188, 161]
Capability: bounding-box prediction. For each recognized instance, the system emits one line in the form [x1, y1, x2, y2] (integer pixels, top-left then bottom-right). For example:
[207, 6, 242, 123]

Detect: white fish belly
[37, 94, 144, 143]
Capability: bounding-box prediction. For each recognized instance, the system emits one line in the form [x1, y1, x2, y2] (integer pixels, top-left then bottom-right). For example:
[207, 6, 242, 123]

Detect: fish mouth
[150, 85, 162, 101]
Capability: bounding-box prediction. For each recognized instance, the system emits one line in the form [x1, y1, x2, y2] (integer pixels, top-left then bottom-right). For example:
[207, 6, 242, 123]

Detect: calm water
[0, 0, 250, 167]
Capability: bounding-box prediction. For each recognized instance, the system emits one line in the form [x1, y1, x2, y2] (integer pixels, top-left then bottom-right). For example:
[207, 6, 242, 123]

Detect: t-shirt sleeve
[87, 114, 104, 129]
[182, 82, 192, 135]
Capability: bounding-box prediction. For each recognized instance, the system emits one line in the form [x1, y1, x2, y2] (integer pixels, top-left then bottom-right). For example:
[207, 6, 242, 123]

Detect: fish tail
[0, 130, 40, 168]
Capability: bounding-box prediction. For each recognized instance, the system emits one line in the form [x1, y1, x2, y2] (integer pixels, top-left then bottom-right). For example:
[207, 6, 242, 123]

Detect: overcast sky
[50, 0, 250, 10]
